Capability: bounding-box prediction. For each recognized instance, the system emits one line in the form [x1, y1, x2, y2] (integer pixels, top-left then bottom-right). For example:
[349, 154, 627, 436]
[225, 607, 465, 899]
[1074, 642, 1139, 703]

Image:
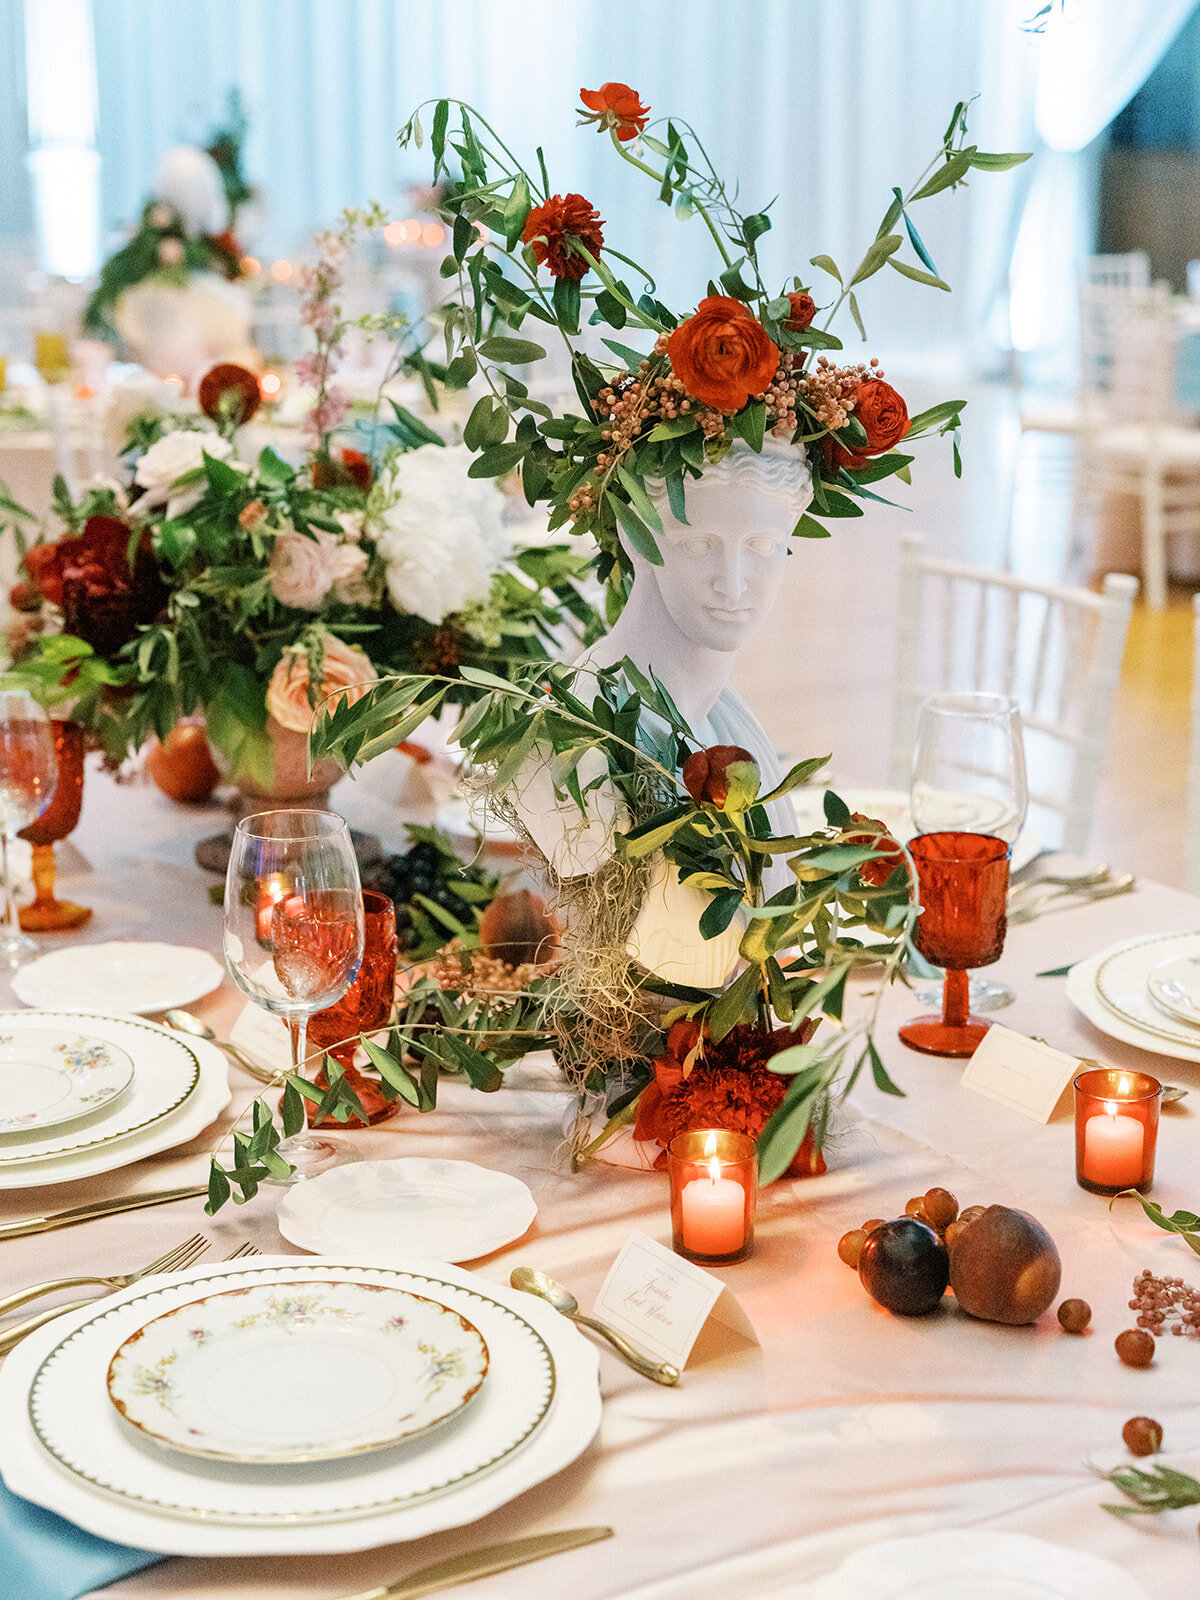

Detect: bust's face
[652, 479, 792, 652]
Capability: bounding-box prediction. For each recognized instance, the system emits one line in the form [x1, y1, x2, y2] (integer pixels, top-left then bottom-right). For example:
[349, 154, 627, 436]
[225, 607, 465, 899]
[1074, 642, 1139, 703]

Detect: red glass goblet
[899, 831, 1010, 1058]
[305, 889, 399, 1127]
[18, 720, 91, 931]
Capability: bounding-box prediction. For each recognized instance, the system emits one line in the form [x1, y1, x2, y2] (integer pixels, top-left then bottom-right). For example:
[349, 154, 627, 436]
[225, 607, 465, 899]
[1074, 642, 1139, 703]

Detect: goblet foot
[271, 1131, 362, 1182]
[912, 975, 1014, 1013]
[0, 927, 40, 968]
[19, 896, 92, 932]
[306, 1057, 404, 1128]
[899, 1012, 993, 1058]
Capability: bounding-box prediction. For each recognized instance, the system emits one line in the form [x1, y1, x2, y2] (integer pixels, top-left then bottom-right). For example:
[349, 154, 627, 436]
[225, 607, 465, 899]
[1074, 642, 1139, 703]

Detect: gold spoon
[510, 1267, 680, 1386]
[163, 1009, 279, 1084]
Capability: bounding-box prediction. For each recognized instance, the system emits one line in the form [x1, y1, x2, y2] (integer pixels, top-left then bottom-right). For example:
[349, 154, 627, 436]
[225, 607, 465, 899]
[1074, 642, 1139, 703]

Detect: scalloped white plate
[12, 941, 223, 1015]
[811, 1530, 1151, 1599]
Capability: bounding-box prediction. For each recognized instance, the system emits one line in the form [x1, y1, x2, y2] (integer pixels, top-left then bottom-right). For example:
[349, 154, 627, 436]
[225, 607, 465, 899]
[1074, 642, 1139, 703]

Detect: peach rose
[265, 635, 378, 734]
[268, 528, 336, 610]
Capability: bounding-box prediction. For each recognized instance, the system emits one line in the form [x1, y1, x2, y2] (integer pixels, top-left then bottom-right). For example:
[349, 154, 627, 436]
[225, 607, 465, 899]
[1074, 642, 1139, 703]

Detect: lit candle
[681, 1155, 745, 1257]
[256, 873, 289, 942]
[1083, 1101, 1145, 1189]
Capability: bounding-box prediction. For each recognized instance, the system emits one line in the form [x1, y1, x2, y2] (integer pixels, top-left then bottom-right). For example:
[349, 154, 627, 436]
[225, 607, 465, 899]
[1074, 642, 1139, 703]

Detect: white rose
[134, 428, 236, 517]
[374, 444, 510, 625]
[334, 510, 366, 543]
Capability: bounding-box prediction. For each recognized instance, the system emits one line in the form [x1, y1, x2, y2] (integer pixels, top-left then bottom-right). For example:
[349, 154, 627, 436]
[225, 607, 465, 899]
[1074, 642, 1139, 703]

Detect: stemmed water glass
[0, 692, 58, 966]
[224, 810, 365, 1177]
[900, 692, 1028, 1057]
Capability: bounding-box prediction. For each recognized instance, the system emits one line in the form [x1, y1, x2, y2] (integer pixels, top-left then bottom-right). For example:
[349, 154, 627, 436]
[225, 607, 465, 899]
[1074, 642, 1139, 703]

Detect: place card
[228, 1002, 291, 1073]
[959, 1024, 1081, 1122]
[593, 1230, 758, 1369]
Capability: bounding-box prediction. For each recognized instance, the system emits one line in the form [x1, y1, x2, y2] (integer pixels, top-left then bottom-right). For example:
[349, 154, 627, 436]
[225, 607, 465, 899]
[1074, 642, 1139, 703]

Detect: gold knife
[0, 1185, 209, 1240]
[337, 1526, 614, 1600]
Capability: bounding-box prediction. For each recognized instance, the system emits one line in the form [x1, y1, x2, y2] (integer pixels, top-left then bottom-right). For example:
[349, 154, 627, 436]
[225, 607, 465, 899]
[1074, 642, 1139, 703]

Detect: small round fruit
[862, 1218, 885, 1235]
[923, 1188, 959, 1231]
[1116, 1328, 1155, 1368]
[1122, 1416, 1163, 1456]
[958, 1204, 987, 1225]
[943, 1220, 966, 1250]
[1057, 1298, 1092, 1335]
[947, 1204, 1061, 1326]
[858, 1217, 950, 1316]
[838, 1229, 867, 1269]
[145, 723, 221, 804]
[904, 1196, 926, 1217]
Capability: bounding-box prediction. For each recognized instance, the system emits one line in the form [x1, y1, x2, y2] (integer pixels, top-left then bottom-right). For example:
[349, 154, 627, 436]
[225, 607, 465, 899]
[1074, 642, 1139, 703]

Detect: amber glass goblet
[305, 889, 400, 1127]
[18, 720, 91, 931]
[898, 831, 1010, 1058]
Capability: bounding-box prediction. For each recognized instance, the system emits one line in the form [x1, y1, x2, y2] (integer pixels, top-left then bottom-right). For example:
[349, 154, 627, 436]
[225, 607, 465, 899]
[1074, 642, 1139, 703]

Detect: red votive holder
[1074, 1067, 1161, 1195]
[667, 1129, 756, 1264]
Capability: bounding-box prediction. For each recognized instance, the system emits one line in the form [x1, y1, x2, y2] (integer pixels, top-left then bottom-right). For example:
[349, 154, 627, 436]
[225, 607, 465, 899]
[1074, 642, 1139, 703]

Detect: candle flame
[1117, 1073, 1131, 1096]
[703, 1132, 718, 1158]
[707, 1157, 722, 1185]
[1104, 1100, 1119, 1120]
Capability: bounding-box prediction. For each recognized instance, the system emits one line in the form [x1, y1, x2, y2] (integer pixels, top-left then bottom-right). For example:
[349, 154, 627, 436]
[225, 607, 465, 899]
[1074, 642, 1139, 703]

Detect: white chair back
[1082, 252, 1151, 289]
[1077, 281, 1172, 419]
[892, 536, 1138, 854]
[1188, 592, 1200, 894]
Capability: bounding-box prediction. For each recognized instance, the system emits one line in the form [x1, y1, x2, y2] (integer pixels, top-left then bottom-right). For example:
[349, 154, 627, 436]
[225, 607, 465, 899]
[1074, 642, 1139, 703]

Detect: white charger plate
[276, 1158, 538, 1263]
[811, 1529, 1150, 1599]
[107, 1278, 489, 1463]
[790, 787, 1040, 874]
[0, 1012, 201, 1172]
[12, 942, 224, 1015]
[0, 1256, 599, 1556]
[0, 1027, 133, 1134]
[0, 1015, 229, 1189]
[1146, 949, 1200, 1028]
[1072, 931, 1200, 1059]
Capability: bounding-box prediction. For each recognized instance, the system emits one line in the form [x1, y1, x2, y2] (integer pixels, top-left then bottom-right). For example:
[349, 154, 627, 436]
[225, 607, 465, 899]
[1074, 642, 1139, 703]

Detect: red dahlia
[521, 194, 605, 281]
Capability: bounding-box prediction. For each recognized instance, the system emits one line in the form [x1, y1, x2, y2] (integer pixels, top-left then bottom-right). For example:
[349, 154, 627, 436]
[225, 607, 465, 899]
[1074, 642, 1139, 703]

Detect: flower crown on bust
[399, 87, 1027, 604]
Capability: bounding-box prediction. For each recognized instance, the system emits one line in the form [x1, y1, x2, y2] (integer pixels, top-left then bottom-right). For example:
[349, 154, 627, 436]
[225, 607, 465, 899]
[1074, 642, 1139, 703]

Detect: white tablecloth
[0, 769, 1196, 1598]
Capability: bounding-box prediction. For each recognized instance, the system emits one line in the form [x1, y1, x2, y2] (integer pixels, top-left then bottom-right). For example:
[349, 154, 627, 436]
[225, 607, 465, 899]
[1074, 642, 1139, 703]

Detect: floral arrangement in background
[390, 84, 1028, 603]
[5, 206, 601, 782]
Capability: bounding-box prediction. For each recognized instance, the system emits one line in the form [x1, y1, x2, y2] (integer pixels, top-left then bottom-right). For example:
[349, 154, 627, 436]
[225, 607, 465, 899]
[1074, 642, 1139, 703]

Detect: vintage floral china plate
[106, 1277, 489, 1463]
[0, 1028, 133, 1134]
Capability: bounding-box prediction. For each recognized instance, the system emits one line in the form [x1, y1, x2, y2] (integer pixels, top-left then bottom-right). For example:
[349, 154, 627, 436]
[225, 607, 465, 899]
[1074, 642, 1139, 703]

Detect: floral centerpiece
[5, 210, 600, 796]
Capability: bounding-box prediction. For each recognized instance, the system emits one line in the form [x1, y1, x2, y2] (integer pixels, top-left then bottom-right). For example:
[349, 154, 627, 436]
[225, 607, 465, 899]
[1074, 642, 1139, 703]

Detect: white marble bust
[510, 441, 812, 984]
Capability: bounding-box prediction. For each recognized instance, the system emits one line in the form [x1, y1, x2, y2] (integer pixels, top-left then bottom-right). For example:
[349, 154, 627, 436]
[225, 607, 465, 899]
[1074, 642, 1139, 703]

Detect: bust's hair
[644, 440, 811, 520]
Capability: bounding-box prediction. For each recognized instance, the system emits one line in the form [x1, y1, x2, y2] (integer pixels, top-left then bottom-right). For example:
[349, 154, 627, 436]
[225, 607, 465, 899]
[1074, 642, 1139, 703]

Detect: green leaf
[887, 257, 951, 292]
[386, 401, 445, 446]
[867, 1037, 904, 1096]
[361, 1037, 422, 1105]
[900, 206, 939, 275]
[968, 150, 1032, 171]
[204, 1159, 232, 1216]
[664, 469, 688, 525]
[848, 292, 866, 342]
[466, 441, 528, 479]
[647, 417, 699, 442]
[601, 337, 651, 370]
[431, 99, 449, 173]
[552, 274, 581, 335]
[613, 496, 663, 566]
[445, 350, 478, 389]
[792, 513, 831, 540]
[910, 149, 973, 200]
[823, 789, 852, 827]
[743, 212, 771, 246]
[699, 889, 744, 940]
[906, 400, 967, 435]
[615, 464, 664, 532]
[707, 963, 760, 1042]
[731, 402, 766, 453]
[810, 254, 842, 285]
[849, 234, 902, 287]
[280, 1079, 305, 1137]
[478, 336, 547, 364]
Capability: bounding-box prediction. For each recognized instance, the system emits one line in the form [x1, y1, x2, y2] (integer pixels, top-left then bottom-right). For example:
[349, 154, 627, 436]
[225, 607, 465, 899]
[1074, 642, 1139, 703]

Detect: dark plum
[858, 1217, 949, 1316]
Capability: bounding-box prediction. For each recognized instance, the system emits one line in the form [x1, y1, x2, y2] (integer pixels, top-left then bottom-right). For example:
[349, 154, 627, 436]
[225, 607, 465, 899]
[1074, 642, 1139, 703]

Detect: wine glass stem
[288, 1014, 311, 1076]
[0, 831, 18, 939]
[943, 968, 970, 1028]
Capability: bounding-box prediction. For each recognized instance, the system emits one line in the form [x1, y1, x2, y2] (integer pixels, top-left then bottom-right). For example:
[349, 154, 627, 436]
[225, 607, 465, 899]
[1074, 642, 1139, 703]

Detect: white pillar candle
[1083, 1103, 1144, 1188]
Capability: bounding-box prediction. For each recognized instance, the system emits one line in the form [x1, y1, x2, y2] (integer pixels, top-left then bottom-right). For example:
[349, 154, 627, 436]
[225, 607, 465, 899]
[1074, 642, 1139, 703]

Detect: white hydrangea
[373, 444, 510, 625]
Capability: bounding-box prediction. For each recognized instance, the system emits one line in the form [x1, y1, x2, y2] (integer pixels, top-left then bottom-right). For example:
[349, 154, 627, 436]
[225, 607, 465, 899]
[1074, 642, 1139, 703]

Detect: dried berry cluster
[1130, 1268, 1200, 1337]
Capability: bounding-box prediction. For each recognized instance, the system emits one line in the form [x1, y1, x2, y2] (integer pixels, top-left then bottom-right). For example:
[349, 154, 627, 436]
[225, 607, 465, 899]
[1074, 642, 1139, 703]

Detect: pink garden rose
[265, 634, 378, 734]
[268, 527, 336, 609]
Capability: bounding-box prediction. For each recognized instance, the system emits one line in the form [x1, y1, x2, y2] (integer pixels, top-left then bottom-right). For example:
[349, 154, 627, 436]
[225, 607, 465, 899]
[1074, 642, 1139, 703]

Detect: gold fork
[0, 1232, 210, 1320]
[0, 1241, 259, 1357]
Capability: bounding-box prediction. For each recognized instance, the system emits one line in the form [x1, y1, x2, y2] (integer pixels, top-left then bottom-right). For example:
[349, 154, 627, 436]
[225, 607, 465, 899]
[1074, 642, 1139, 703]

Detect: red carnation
[25, 517, 167, 657]
[578, 82, 651, 142]
[824, 378, 910, 473]
[521, 194, 605, 281]
[784, 291, 816, 332]
[197, 363, 261, 426]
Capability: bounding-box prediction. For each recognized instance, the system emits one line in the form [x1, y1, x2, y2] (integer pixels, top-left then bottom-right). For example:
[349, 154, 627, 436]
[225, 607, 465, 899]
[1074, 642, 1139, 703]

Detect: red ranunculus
[521, 194, 605, 281]
[784, 291, 816, 332]
[578, 82, 650, 142]
[825, 378, 910, 473]
[665, 296, 779, 413]
[844, 812, 906, 888]
[682, 744, 757, 809]
[311, 447, 372, 492]
[197, 362, 261, 426]
[30, 517, 168, 657]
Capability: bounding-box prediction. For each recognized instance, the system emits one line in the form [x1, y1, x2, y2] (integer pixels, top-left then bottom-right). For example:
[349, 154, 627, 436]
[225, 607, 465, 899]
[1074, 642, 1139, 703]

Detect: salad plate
[1146, 948, 1200, 1028]
[0, 1028, 133, 1134]
[12, 942, 223, 1015]
[107, 1278, 489, 1463]
[276, 1158, 538, 1263]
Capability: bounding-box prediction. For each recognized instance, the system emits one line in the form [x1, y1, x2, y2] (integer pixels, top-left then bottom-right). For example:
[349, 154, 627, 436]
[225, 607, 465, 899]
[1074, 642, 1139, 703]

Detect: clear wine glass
[223, 810, 365, 1178]
[902, 693, 1028, 1055]
[0, 691, 58, 966]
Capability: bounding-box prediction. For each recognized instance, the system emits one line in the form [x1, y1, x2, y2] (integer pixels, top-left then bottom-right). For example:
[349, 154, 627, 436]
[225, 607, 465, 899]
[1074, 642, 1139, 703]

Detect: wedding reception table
[1, 766, 1197, 1598]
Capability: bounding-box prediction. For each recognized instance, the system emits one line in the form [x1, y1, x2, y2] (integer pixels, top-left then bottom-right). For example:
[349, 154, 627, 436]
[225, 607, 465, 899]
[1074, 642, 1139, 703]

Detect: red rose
[28, 517, 168, 657]
[783, 291, 816, 332]
[311, 447, 372, 491]
[665, 296, 779, 413]
[843, 812, 906, 888]
[825, 378, 909, 472]
[198, 363, 261, 426]
[682, 744, 757, 809]
[521, 194, 605, 281]
[578, 82, 650, 142]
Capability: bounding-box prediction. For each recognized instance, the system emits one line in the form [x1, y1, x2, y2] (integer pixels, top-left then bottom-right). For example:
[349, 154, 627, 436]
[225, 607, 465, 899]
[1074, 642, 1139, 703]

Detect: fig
[948, 1204, 1061, 1325]
[858, 1217, 949, 1316]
